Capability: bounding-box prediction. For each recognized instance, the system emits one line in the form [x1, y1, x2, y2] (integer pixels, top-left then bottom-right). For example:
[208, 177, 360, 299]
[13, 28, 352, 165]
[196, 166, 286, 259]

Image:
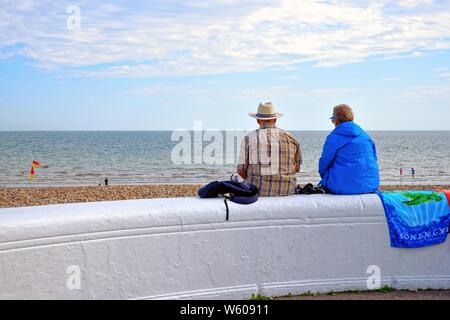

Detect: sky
[0, 0, 450, 131]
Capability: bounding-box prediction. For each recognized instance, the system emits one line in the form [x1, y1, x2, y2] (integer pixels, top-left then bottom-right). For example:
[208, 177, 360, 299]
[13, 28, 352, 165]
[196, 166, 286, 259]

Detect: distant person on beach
[400, 168, 404, 176]
[411, 168, 416, 178]
[237, 102, 301, 197]
[105, 177, 109, 186]
[318, 104, 380, 195]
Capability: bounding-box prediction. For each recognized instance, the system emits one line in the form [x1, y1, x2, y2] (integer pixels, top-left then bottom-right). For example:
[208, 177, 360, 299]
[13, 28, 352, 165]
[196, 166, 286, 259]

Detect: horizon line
[1, 129, 449, 132]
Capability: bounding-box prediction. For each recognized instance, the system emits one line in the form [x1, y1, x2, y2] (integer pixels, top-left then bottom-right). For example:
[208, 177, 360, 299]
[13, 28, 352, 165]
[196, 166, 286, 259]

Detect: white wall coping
[0, 195, 448, 300]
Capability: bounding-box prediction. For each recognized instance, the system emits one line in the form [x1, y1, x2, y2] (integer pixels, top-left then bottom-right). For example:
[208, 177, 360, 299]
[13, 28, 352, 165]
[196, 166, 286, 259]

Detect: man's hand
[237, 168, 247, 179]
[295, 164, 301, 173]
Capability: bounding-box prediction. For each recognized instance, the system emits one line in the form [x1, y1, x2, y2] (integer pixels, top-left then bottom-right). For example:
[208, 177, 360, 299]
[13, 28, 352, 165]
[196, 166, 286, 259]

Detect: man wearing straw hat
[237, 102, 302, 197]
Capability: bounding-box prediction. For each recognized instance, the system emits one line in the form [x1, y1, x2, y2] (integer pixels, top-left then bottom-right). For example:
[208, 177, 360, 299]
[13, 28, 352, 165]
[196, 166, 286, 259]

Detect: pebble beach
[1, 184, 449, 209]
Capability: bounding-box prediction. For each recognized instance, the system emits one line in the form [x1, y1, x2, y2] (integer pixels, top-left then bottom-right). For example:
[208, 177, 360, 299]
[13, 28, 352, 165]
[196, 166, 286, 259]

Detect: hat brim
[248, 112, 283, 120]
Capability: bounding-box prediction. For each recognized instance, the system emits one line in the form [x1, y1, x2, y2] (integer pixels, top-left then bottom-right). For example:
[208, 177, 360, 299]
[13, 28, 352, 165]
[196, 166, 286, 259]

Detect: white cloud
[396, 0, 434, 8]
[437, 72, 450, 78]
[435, 68, 450, 78]
[1, 0, 450, 77]
[393, 84, 450, 97]
[125, 84, 193, 95]
[309, 88, 364, 95]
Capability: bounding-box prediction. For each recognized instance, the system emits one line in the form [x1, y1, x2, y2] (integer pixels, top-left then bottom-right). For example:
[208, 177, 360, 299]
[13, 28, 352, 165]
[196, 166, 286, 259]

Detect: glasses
[330, 115, 335, 122]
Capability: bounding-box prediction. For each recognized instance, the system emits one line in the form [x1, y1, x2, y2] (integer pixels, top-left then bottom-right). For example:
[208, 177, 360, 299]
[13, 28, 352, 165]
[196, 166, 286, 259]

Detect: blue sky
[1, 0, 450, 130]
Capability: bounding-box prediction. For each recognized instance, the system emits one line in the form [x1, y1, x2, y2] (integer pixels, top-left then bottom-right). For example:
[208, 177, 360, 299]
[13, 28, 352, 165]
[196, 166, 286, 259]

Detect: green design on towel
[401, 192, 442, 206]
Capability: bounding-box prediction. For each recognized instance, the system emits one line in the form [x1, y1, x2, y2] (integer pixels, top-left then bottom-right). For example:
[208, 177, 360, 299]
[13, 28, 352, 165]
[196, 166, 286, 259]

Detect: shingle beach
[1, 184, 449, 209]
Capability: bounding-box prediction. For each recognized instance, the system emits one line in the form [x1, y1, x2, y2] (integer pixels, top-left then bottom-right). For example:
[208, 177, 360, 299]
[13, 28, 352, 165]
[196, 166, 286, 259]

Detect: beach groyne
[0, 194, 449, 299]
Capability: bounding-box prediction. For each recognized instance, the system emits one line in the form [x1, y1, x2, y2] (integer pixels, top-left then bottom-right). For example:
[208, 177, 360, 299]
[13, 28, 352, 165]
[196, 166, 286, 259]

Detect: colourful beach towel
[377, 191, 450, 248]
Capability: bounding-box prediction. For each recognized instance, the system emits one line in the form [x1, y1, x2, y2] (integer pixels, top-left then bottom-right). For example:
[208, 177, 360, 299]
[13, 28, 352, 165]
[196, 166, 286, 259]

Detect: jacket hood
[332, 121, 364, 138]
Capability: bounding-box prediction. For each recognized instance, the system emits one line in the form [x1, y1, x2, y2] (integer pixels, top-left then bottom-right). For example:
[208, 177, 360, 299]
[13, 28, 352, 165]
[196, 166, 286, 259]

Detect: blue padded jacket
[319, 121, 380, 195]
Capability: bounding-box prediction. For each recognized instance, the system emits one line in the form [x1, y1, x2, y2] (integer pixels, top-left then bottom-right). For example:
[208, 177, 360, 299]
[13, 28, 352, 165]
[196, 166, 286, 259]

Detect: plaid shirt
[237, 124, 302, 197]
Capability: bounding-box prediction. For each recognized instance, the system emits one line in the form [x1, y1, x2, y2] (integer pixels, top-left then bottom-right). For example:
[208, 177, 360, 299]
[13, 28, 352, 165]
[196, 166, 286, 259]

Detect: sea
[0, 131, 449, 187]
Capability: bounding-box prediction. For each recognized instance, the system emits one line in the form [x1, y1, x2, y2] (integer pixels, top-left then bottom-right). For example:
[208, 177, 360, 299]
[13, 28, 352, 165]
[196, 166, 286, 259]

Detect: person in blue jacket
[319, 104, 380, 195]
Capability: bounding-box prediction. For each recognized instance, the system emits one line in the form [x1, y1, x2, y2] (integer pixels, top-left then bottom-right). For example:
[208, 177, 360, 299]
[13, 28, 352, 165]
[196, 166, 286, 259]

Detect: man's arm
[237, 136, 249, 179]
[318, 136, 337, 178]
[295, 143, 302, 173]
[371, 139, 378, 161]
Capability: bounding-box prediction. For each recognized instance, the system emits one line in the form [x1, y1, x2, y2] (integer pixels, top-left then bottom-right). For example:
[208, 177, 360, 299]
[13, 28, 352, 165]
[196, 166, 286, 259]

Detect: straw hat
[249, 102, 283, 120]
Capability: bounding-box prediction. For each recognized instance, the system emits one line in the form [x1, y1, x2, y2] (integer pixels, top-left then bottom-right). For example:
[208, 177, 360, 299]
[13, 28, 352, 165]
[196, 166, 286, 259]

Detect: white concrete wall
[0, 194, 449, 300]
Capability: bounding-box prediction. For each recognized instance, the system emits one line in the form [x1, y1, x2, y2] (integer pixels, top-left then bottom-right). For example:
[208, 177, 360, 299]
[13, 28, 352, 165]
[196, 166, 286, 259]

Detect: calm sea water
[0, 131, 449, 187]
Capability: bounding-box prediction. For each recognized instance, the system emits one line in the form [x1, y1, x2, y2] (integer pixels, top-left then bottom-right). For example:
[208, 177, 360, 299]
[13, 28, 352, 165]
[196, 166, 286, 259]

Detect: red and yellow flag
[28, 160, 41, 181]
[32, 160, 41, 169]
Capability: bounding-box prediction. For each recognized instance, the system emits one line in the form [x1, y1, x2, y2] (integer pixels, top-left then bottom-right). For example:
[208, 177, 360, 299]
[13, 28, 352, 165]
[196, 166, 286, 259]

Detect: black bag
[198, 181, 259, 220]
[295, 183, 328, 195]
